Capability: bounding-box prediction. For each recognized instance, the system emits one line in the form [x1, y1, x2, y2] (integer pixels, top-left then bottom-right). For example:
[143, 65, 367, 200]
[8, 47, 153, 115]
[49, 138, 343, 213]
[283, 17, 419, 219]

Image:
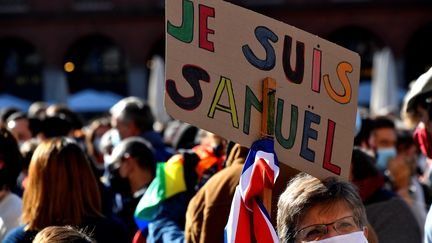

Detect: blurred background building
[0, 0, 431, 115]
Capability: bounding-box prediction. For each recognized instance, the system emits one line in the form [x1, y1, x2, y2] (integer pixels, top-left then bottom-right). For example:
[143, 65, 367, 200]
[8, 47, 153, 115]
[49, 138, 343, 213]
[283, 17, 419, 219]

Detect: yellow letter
[208, 76, 239, 128]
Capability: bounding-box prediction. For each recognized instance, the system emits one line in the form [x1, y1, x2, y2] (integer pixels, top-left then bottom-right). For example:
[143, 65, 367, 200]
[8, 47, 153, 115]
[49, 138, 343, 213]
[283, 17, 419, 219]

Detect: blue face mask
[376, 147, 397, 171]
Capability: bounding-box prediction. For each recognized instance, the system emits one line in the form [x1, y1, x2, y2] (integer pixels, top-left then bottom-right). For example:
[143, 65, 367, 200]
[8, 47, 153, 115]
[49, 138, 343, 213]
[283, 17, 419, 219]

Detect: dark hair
[46, 104, 84, 130]
[372, 116, 395, 131]
[41, 116, 73, 138]
[28, 117, 43, 136]
[110, 137, 156, 176]
[351, 147, 379, 181]
[0, 127, 24, 190]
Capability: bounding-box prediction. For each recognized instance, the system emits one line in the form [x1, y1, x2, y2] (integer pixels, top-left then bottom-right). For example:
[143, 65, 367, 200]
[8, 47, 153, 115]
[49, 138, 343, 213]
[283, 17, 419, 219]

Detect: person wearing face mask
[368, 116, 398, 172]
[277, 173, 371, 243]
[110, 97, 173, 163]
[351, 147, 422, 243]
[105, 137, 156, 240]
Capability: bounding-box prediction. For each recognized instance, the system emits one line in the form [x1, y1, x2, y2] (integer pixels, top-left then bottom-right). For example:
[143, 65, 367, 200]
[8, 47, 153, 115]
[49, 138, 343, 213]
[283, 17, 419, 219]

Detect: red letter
[311, 48, 322, 93]
[322, 119, 341, 175]
[199, 4, 215, 52]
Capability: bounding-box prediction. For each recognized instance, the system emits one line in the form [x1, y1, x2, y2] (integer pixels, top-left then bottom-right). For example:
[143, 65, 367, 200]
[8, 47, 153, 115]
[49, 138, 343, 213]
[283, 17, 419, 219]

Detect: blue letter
[300, 110, 320, 162]
[242, 26, 278, 71]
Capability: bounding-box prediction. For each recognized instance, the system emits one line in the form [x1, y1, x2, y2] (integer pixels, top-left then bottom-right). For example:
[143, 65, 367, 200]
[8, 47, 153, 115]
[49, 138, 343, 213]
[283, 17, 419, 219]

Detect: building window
[64, 34, 127, 95]
[0, 37, 43, 100]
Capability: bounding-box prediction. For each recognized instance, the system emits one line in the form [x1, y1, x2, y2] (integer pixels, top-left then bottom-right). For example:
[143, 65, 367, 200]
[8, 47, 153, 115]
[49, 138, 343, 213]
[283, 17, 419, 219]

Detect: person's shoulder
[3, 225, 33, 243]
[0, 192, 22, 208]
[202, 163, 243, 189]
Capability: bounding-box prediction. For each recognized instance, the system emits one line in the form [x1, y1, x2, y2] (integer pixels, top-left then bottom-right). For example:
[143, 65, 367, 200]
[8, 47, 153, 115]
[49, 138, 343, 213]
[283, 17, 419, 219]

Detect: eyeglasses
[295, 216, 361, 242]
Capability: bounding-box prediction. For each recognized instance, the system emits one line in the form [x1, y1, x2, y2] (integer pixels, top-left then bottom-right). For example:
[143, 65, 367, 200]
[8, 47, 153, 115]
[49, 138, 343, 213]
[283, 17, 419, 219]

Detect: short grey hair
[110, 97, 155, 132]
[277, 173, 367, 243]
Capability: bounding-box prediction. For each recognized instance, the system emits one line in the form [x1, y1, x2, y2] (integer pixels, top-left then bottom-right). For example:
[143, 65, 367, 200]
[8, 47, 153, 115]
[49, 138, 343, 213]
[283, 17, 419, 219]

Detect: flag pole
[260, 77, 276, 215]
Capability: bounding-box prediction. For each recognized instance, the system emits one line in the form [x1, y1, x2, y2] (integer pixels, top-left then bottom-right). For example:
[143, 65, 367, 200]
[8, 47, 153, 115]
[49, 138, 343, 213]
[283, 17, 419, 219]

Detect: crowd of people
[1, 67, 432, 242]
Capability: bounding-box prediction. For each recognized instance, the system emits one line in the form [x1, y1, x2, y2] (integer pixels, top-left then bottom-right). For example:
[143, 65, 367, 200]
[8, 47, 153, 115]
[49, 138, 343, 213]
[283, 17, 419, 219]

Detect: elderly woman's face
[295, 200, 367, 242]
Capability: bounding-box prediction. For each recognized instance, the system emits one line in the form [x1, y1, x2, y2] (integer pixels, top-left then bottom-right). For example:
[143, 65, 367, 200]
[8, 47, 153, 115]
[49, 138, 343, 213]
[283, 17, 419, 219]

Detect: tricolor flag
[225, 138, 279, 243]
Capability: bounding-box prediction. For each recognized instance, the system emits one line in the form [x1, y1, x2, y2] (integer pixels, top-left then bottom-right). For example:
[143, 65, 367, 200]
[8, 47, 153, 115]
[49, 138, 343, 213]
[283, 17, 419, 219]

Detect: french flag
[225, 138, 279, 243]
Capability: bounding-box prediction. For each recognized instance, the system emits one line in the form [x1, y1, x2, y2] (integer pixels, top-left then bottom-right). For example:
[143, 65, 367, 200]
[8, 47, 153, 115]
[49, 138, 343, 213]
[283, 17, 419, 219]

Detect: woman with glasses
[277, 173, 369, 243]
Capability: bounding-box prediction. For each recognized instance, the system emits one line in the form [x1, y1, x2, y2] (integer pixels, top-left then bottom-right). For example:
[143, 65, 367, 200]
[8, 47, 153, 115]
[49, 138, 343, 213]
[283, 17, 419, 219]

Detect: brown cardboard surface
[165, 0, 360, 180]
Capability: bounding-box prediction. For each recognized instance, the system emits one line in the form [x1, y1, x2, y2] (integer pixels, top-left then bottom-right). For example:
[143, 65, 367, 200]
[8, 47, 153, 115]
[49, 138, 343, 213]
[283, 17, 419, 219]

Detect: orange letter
[323, 62, 353, 104]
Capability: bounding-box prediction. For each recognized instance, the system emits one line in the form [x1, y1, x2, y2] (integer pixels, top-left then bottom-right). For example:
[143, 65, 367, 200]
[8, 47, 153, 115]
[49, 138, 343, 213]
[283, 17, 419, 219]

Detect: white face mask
[308, 231, 368, 243]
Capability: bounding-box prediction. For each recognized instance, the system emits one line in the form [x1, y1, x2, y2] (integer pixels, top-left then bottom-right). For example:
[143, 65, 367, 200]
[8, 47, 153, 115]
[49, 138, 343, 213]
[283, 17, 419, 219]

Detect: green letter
[167, 0, 194, 43]
[243, 86, 263, 135]
[275, 99, 298, 149]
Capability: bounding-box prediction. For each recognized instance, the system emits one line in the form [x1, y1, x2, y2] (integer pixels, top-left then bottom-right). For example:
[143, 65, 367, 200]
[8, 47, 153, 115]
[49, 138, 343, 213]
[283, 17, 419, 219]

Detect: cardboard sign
[165, 0, 360, 180]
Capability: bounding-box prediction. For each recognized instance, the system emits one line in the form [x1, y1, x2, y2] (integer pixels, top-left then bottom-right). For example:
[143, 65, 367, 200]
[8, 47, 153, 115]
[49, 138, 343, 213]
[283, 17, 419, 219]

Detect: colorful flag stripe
[225, 138, 279, 243]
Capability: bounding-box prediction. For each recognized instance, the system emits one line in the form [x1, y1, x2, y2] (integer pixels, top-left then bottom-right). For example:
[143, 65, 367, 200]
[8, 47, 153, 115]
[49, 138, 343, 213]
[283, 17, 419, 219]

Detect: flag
[134, 156, 187, 230]
[225, 138, 279, 243]
[134, 143, 225, 229]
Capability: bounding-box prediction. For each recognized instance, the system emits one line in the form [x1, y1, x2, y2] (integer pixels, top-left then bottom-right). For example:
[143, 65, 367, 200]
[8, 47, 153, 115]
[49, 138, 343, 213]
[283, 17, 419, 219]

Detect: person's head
[28, 101, 48, 120]
[196, 129, 227, 157]
[45, 104, 84, 139]
[402, 67, 432, 127]
[22, 137, 102, 231]
[99, 128, 121, 160]
[163, 120, 199, 151]
[6, 111, 33, 144]
[368, 116, 397, 171]
[369, 116, 397, 151]
[277, 173, 368, 243]
[40, 116, 73, 139]
[350, 147, 384, 203]
[106, 137, 156, 194]
[0, 127, 23, 193]
[0, 107, 20, 127]
[387, 154, 415, 191]
[396, 129, 419, 160]
[110, 97, 155, 140]
[32, 225, 96, 243]
[85, 117, 111, 166]
[350, 147, 380, 182]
